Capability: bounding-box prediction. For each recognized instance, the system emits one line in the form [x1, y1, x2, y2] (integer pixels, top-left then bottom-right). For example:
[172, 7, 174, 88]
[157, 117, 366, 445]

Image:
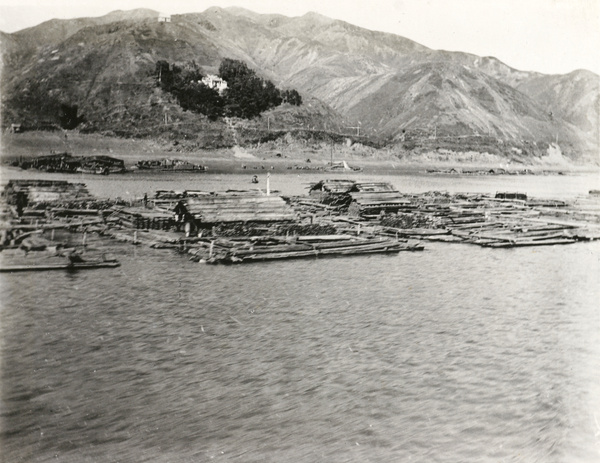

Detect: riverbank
[2, 131, 598, 176]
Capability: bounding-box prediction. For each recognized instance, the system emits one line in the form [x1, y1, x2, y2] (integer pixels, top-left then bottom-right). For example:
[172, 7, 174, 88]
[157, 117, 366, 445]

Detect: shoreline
[2, 131, 598, 177]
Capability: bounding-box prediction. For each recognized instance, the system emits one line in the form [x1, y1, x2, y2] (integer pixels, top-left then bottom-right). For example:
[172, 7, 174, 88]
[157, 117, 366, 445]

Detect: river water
[1, 170, 600, 462]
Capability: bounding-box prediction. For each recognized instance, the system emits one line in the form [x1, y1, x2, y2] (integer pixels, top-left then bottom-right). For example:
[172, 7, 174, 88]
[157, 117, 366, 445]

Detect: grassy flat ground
[1, 131, 597, 175]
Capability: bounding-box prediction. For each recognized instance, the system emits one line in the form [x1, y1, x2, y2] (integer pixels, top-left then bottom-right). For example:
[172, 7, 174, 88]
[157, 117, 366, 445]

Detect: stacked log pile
[0, 181, 124, 270]
[348, 191, 412, 216]
[11, 153, 126, 174]
[284, 196, 341, 217]
[371, 191, 600, 247]
[380, 212, 442, 230]
[535, 194, 600, 225]
[184, 192, 297, 225]
[1, 180, 111, 232]
[286, 184, 600, 248]
[212, 222, 338, 238]
[3, 180, 94, 204]
[108, 206, 175, 231]
[306, 180, 412, 216]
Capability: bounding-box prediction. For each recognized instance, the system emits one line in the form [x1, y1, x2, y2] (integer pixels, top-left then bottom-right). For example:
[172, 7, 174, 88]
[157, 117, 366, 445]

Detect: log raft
[3, 180, 600, 270]
[189, 236, 424, 264]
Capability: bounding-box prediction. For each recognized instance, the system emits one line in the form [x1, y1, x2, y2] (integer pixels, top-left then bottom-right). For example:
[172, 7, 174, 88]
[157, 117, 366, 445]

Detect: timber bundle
[189, 235, 424, 264]
[135, 159, 207, 171]
[425, 167, 559, 176]
[10, 153, 126, 175]
[0, 180, 123, 271]
[2, 179, 600, 269]
[290, 181, 600, 248]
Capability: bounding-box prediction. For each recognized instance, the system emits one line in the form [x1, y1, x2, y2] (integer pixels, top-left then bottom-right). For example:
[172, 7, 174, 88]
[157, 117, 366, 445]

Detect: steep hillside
[348, 62, 553, 137]
[10, 9, 160, 50]
[1, 9, 160, 70]
[1, 6, 598, 161]
[517, 70, 599, 138]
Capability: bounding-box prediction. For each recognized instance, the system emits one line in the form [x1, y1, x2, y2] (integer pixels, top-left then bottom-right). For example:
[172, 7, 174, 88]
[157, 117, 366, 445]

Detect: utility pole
[266, 172, 271, 196]
[330, 139, 334, 166]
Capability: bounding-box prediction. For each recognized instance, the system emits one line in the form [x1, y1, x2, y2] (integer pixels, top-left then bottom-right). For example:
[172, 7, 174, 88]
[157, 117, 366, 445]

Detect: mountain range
[1, 7, 598, 161]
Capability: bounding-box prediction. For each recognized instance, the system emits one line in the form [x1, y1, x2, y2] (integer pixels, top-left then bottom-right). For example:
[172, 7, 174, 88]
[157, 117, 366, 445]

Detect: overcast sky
[1, 0, 599, 75]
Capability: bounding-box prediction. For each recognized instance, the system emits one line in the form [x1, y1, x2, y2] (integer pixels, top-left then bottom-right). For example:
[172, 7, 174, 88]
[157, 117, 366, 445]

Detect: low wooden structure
[308, 180, 411, 215]
[309, 179, 356, 197]
[348, 182, 411, 216]
[183, 192, 297, 225]
[495, 192, 527, 201]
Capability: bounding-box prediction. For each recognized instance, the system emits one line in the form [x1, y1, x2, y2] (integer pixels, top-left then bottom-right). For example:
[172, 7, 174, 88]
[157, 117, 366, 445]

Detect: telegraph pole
[330, 139, 334, 166]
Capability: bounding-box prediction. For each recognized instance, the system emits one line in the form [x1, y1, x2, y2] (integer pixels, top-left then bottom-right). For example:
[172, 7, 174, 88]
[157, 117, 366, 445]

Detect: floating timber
[3, 179, 95, 203]
[292, 182, 600, 248]
[189, 235, 424, 264]
[135, 159, 207, 172]
[11, 153, 126, 174]
[3, 179, 600, 270]
[1, 260, 120, 272]
[183, 192, 296, 225]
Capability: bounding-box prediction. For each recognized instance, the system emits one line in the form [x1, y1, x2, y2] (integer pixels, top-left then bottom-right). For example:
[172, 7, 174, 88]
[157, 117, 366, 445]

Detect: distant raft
[1, 257, 120, 272]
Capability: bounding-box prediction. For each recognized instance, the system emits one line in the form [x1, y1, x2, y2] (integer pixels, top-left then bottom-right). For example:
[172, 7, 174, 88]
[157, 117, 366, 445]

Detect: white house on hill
[201, 75, 228, 94]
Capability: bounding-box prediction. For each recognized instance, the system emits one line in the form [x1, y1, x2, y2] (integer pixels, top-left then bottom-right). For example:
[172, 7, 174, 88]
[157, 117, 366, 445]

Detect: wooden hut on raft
[347, 182, 411, 216]
[309, 179, 356, 197]
[308, 179, 357, 208]
[308, 180, 411, 216]
[178, 191, 297, 228]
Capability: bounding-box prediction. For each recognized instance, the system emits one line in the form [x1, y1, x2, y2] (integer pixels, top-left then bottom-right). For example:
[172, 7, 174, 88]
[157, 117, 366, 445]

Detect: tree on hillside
[155, 60, 222, 120]
[59, 103, 84, 129]
[218, 58, 285, 118]
[264, 81, 283, 108]
[156, 61, 204, 93]
[172, 82, 223, 121]
[282, 89, 302, 106]
[155, 60, 174, 89]
[218, 58, 255, 83]
[155, 58, 302, 120]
